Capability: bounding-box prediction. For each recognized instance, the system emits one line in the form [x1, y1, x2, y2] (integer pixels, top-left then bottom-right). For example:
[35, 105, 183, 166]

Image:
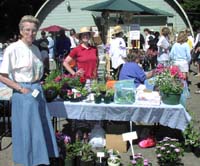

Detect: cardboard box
[106, 134, 127, 153]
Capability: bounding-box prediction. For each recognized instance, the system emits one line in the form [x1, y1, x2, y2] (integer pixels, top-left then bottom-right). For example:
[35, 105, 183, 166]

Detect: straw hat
[112, 25, 123, 35]
[76, 27, 94, 39]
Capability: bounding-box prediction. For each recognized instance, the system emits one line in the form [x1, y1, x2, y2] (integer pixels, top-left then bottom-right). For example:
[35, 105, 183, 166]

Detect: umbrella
[81, 0, 160, 15]
[40, 25, 69, 32]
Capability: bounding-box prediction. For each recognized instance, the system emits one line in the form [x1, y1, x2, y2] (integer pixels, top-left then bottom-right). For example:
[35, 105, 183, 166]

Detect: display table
[48, 100, 191, 131]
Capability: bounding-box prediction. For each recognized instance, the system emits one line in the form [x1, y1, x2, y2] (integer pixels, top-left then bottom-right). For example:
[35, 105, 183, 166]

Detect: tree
[178, 0, 200, 32]
[0, 0, 45, 42]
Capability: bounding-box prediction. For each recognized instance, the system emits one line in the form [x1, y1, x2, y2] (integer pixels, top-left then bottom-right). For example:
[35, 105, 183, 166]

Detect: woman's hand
[76, 68, 85, 77]
[20, 87, 30, 94]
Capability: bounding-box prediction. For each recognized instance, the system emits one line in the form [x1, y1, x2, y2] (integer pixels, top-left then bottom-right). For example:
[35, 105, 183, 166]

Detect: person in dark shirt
[56, 29, 71, 57]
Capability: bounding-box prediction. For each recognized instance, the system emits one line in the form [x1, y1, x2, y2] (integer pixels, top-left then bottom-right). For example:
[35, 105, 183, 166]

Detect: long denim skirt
[12, 82, 58, 166]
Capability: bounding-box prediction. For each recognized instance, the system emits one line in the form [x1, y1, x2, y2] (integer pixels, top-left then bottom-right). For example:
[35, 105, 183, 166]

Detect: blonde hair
[177, 31, 188, 44]
[19, 15, 40, 31]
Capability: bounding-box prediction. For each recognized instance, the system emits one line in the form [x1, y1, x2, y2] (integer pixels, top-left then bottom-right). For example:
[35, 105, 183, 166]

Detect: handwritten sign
[122, 131, 138, 157]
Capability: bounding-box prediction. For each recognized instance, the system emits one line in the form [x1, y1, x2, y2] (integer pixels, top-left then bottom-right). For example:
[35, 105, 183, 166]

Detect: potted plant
[183, 118, 200, 156]
[154, 65, 185, 105]
[91, 81, 102, 104]
[42, 83, 59, 102]
[103, 88, 114, 104]
[107, 156, 121, 166]
[42, 70, 61, 102]
[73, 141, 84, 166]
[80, 143, 95, 166]
[107, 149, 121, 166]
[155, 137, 184, 166]
[65, 143, 76, 166]
[95, 148, 109, 166]
[128, 153, 152, 166]
[55, 131, 72, 165]
[56, 74, 87, 101]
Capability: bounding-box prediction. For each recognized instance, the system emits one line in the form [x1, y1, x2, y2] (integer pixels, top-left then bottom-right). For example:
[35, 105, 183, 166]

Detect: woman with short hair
[0, 15, 58, 166]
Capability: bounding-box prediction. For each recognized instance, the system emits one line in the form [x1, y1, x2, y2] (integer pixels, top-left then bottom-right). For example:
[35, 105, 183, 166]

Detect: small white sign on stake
[122, 131, 138, 157]
[97, 152, 105, 163]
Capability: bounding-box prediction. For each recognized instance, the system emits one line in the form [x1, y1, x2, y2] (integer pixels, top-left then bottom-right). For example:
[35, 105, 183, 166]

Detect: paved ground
[0, 64, 200, 166]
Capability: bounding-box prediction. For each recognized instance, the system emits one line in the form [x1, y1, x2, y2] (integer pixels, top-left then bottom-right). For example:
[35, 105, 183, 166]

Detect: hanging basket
[161, 93, 181, 105]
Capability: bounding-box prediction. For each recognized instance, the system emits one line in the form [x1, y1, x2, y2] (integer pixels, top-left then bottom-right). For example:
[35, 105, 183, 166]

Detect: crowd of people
[0, 14, 200, 166]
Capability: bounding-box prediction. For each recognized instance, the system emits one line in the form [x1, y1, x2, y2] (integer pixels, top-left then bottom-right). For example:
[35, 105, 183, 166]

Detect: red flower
[80, 77, 86, 84]
[54, 76, 62, 82]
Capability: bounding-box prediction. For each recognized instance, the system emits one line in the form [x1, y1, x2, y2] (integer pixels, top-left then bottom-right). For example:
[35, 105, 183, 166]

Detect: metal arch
[173, 0, 194, 37]
[35, 0, 50, 18]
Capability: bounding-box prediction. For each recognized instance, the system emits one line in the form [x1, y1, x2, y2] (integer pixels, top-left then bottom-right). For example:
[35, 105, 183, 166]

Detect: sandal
[195, 90, 200, 94]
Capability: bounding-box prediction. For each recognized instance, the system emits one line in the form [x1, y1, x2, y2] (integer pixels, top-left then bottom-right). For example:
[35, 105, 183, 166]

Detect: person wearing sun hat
[109, 25, 127, 79]
[63, 26, 98, 81]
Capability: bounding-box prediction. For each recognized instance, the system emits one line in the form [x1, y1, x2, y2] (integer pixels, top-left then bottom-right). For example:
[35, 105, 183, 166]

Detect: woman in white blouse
[157, 27, 171, 65]
[0, 15, 58, 166]
[109, 25, 127, 79]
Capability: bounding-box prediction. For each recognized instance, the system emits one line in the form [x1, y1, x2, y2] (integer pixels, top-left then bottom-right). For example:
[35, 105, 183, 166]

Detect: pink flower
[64, 136, 71, 144]
[169, 65, 180, 76]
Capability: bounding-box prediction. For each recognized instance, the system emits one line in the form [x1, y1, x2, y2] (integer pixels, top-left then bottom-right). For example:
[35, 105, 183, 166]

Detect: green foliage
[73, 141, 83, 157]
[80, 143, 95, 162]
[65, 143, 76, 160]
[42, 70, 61, 91]
[179, 0, 200, 30]
[45, 70, 61, 84]
[183, 117, 200, 148]
[107, 156, 121, 164]
[105, 88, 115, 97]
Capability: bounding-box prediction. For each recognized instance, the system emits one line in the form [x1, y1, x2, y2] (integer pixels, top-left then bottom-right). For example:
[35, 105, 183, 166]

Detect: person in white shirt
[109, 25, 127, 79]
[47, 32, 55, 59]
[157, 27, 171, 65]
[143, 28, 154, 52]
[69, 28, 79, 50]
[0, 15, 58, 166]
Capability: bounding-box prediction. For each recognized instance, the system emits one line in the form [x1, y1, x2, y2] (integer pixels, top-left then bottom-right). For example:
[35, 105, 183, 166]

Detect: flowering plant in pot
[155, 137, 184, 166]
[56, 131, 71, 159]
[55, 74, 87, 101]
[154, 64, 185, 105]
[42, 70, 61, 102]
[128, 153, 152, 166]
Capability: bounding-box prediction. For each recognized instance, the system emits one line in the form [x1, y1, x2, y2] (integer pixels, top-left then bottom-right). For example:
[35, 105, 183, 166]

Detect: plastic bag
[114, 79, 135, 104]
[89, 124, 106, 148]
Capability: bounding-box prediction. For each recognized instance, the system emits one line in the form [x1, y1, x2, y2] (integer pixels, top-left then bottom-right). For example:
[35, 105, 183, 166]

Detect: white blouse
[0, 40, 43, 82]
[109, 37, 127, 69]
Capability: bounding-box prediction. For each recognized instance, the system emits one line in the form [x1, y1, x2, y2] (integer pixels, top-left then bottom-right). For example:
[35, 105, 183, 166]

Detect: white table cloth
[48, 101, 191, 131]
